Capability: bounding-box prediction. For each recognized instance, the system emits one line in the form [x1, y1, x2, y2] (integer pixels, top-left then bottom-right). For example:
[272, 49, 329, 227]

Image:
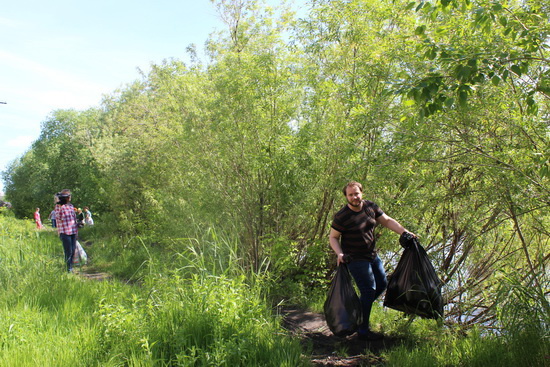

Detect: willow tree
[289, 0, 421, 259]
[288, 0, 548, 329]
[83, 63, 217, 235]
[386, 0, 550, 327]
[68, 0, 305, 268]
[176, 0, 306, 269]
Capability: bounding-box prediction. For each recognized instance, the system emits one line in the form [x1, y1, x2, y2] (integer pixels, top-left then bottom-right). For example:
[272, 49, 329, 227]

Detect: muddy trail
[281, 307, 403, 366]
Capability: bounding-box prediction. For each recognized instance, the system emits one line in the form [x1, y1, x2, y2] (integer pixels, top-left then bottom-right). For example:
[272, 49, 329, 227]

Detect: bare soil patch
[281, 307, 403, 366]
[79, 270, 111, 281]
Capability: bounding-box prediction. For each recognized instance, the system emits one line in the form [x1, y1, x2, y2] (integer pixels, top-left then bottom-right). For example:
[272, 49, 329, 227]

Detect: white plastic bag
[72, 241, 88, 265]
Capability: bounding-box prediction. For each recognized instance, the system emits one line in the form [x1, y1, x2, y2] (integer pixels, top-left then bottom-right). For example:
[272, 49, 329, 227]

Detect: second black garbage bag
[324, 263, 362, 336]
[384, 233, 444, 319]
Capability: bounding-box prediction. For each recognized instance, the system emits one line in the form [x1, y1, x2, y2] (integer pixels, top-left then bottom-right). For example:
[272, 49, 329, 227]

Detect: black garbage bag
[384, 233, 444, 319]
[323, 263, 362, 336]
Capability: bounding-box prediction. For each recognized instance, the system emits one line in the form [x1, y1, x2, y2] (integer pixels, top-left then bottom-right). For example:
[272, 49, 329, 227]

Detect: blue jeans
[60, 233, 76, 272]
[347, 256, 388, 330]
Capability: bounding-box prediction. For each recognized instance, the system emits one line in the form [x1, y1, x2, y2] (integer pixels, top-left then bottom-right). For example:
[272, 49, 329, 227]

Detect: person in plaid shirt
[55, 189, 78, 272]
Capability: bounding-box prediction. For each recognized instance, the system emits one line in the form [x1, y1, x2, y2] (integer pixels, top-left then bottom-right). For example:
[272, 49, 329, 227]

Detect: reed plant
[0, 215, 307, 366]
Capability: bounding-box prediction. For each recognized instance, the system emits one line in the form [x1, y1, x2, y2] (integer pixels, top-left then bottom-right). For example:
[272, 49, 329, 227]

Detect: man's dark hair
[342, 181, 363, 195]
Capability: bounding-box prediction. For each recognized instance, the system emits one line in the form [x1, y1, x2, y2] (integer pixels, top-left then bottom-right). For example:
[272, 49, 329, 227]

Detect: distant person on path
[76, 207, 85, 228]
[48, 208, 56, 228]
[329, 181, 415, 340]
[34, 208, 44, 229]
[55, 189, 78, 272]
[84, 206, 94, 226]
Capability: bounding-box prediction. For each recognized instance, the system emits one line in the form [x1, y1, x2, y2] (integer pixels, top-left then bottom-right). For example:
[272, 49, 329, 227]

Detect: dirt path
[79, 269, 111, 281]
[281, 307, 402, 366]
[73, 240, 112, 281]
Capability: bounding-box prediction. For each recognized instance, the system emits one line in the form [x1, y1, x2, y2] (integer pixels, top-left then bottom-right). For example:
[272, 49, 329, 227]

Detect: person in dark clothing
[329, 181, 415, 340]
[48, 209, 56, 228]
[76, 207, 85, 227]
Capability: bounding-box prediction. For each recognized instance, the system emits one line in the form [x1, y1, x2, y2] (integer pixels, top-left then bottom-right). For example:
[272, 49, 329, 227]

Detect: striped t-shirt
[331, 200, 384, 261]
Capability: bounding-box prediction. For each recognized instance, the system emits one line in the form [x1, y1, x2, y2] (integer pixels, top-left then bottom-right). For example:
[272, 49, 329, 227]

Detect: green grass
[381, 325, 548, 367]
[0, 215, 307, 366]
[1, 214, 547, 366]
[367, 297, 549, 367]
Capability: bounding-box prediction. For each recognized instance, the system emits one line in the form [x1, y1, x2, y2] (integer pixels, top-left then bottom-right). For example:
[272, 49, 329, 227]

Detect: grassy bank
[1, 215, 547, 366]
[0, 215, 306, 366]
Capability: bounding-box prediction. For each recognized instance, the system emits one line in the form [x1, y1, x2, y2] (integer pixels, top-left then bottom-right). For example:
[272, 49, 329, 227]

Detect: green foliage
[0, 217, 104, 365]
[0, 205, 14, 218]
[2, 202, 548, 366]
[265, 235, 331, 305]
[402, 0, 550, 116]
[2, 109, 105, 219]
[138, 273, 305, 366]
[495, 268, 550, 346]
[1, 0, 548, 337]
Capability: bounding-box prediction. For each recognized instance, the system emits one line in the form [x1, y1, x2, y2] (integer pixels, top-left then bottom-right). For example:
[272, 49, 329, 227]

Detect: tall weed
[494, 267, 550, 366]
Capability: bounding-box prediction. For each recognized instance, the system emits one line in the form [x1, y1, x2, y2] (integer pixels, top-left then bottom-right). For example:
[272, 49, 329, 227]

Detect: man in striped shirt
[329, 181, 415, 340]
[55, 189, 78, 272]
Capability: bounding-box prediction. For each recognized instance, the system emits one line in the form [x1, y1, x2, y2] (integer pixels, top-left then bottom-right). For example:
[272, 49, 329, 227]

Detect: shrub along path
[281, 307, 402, 366]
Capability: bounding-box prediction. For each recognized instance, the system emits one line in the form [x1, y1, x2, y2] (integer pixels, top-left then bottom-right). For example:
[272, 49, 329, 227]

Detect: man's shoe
[358, 329, 384, 341]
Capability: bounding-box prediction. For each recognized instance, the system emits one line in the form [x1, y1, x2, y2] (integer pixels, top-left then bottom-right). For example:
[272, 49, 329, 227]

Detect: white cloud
[0, 50, 107, 96]
[6, 135, 35, 148]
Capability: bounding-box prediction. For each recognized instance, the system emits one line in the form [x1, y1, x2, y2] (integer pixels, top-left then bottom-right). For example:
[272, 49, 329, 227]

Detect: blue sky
[0, 0, 227, 194]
